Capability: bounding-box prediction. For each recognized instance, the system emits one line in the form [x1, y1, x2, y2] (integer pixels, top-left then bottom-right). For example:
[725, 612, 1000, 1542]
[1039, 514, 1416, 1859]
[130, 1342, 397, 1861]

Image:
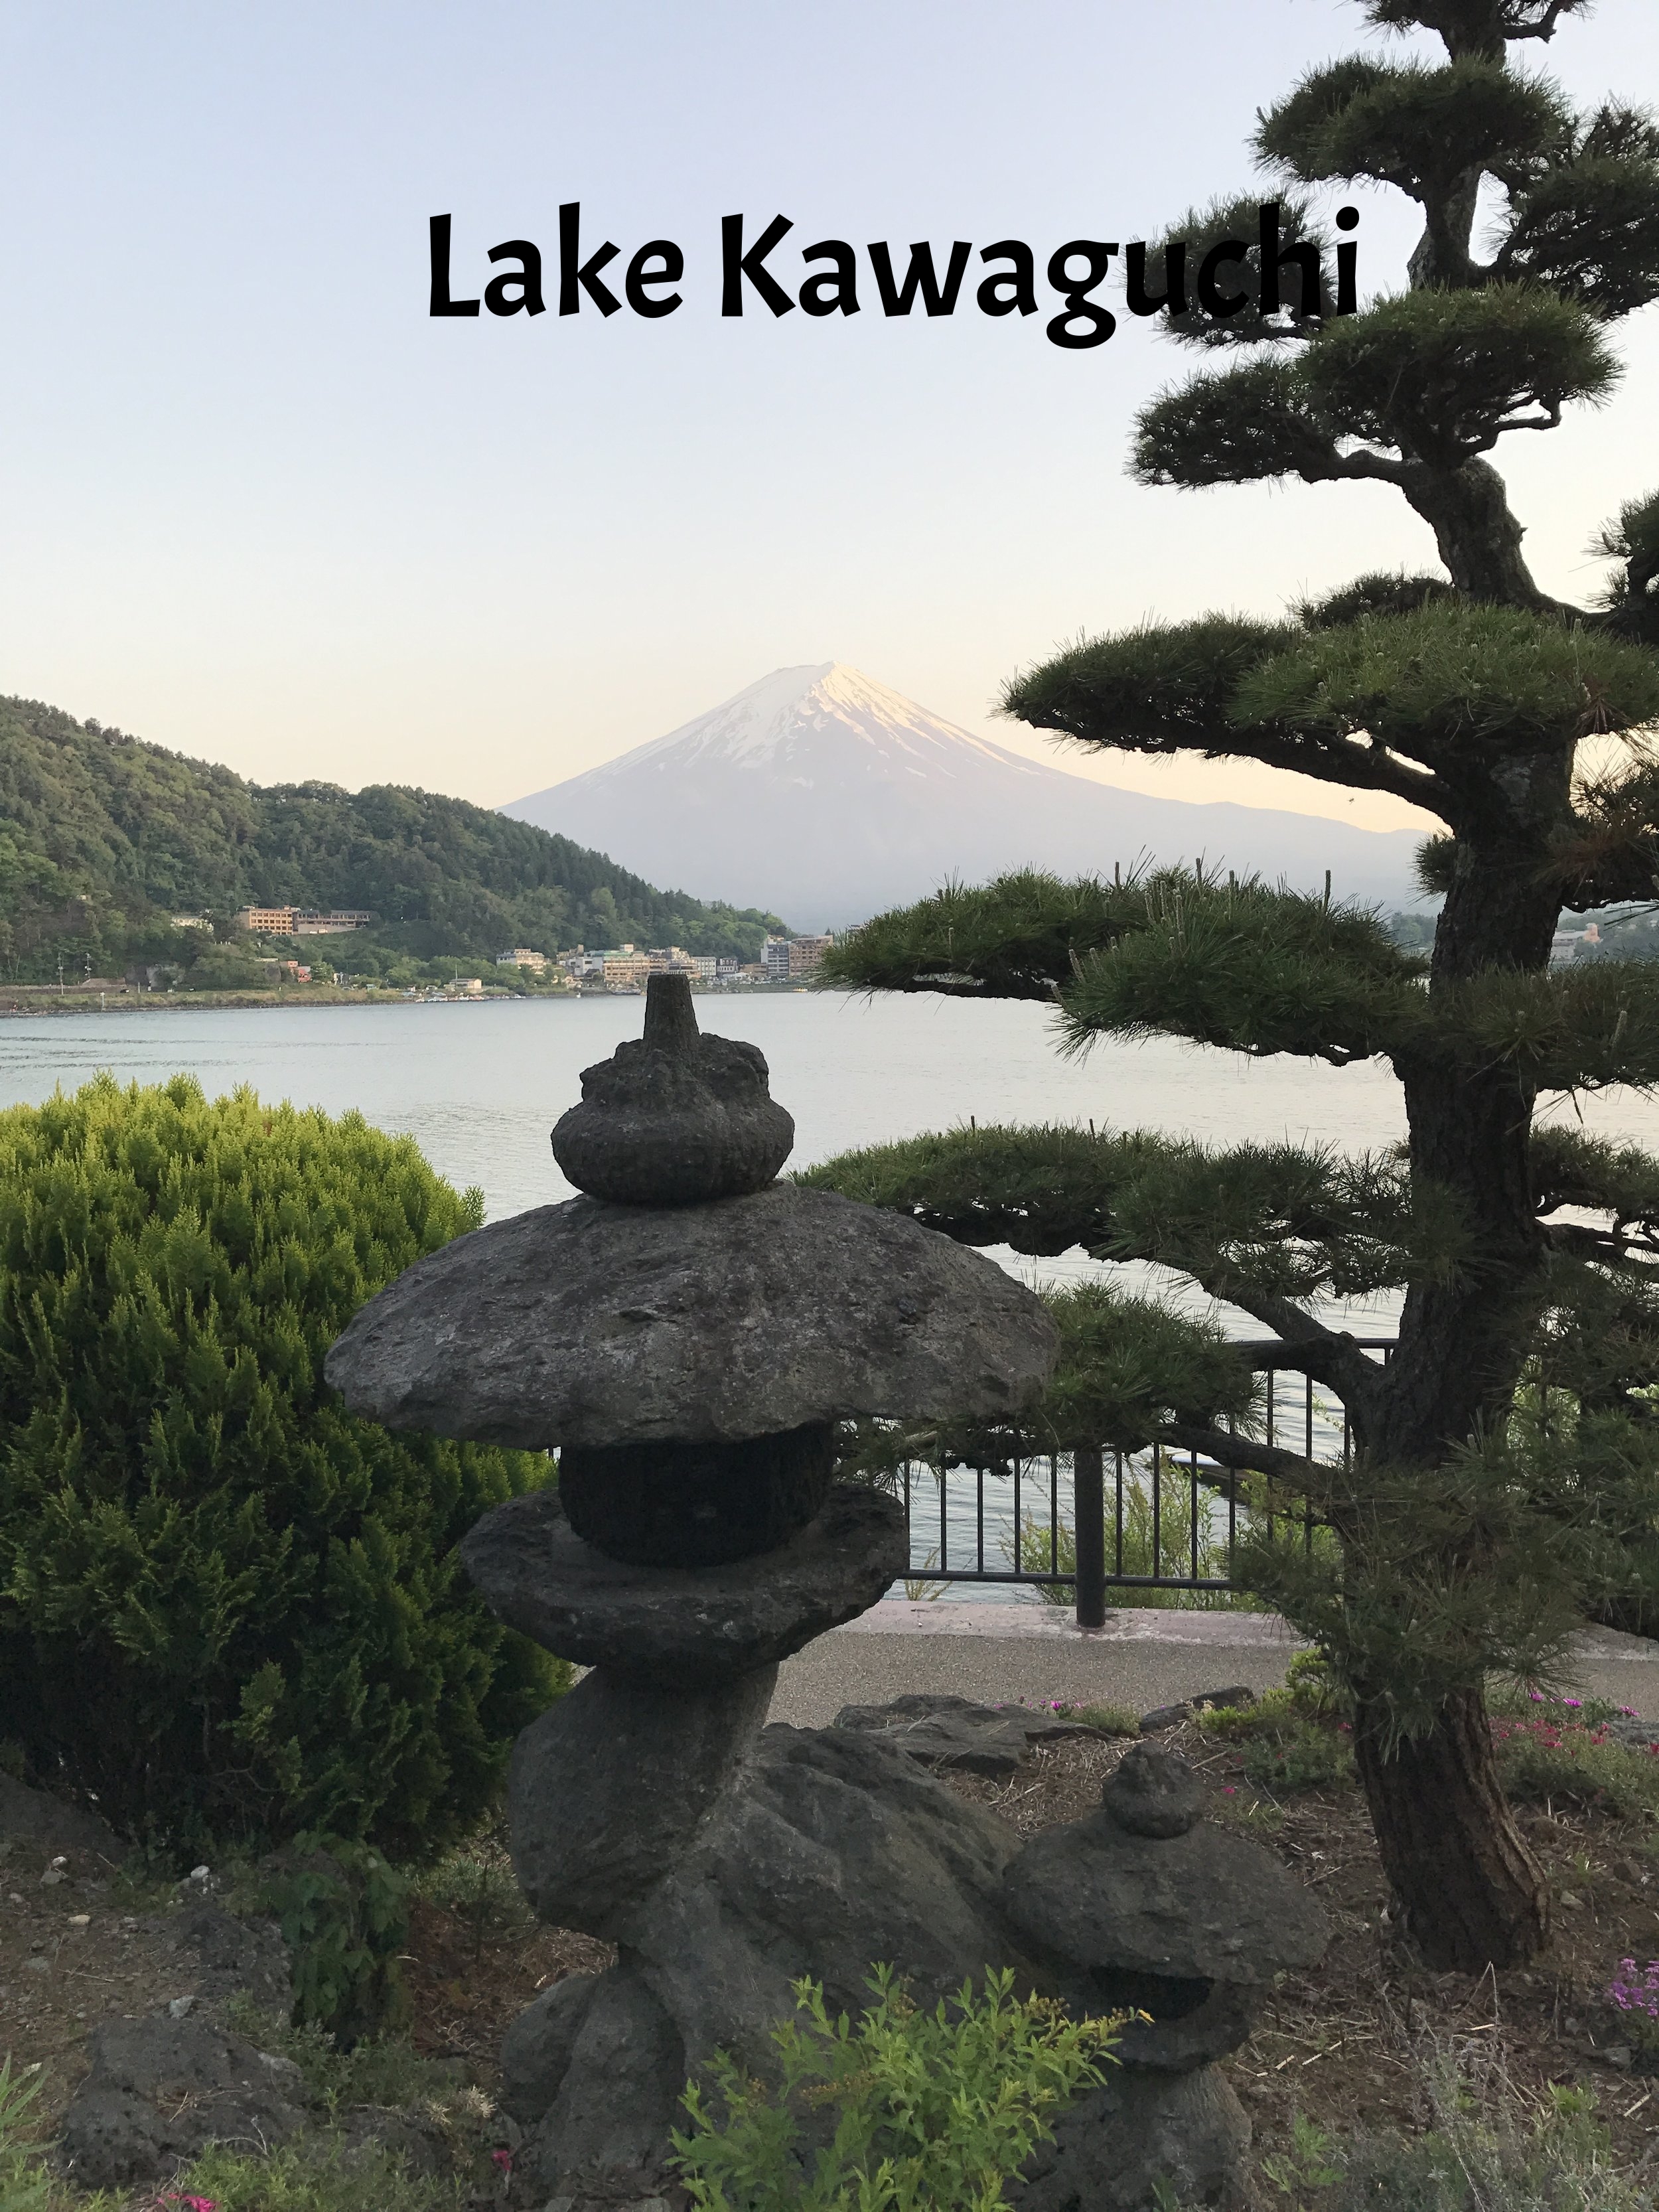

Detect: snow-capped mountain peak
[503, 662, 1423, 931]
[579, 661, 1034, 782]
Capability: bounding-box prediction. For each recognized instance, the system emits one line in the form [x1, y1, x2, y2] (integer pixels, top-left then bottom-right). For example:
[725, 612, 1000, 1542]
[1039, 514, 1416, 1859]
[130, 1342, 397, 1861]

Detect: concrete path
[768, 1599, 1659, 1728]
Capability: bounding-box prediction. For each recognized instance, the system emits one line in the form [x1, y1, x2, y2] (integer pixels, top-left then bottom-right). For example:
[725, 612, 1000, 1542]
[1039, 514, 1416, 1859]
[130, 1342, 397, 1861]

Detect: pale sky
[2, 0, 1654, 837]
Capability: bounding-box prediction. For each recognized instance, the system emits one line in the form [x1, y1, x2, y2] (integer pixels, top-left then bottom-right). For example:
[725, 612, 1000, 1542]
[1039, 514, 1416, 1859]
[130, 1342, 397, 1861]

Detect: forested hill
[0, 694, 787, 976]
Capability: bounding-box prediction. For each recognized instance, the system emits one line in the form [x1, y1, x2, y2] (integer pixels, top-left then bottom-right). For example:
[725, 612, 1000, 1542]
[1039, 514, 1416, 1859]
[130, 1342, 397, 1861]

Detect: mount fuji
[502, 664, 1427, 932]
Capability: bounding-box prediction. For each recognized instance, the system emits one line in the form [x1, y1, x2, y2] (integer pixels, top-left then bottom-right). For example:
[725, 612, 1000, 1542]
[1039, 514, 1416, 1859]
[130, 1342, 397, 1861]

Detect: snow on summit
[503, 663, 1423, 932]
[575, 662, 1046, 782]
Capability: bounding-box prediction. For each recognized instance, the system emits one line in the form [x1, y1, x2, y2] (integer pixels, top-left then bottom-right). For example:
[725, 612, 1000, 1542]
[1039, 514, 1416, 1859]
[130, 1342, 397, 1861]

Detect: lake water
[6, 992, 1655, 1600]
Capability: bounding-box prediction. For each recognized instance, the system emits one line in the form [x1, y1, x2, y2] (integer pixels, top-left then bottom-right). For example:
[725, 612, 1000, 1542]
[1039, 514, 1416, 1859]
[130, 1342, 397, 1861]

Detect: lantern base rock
[502, 1709, 1323, 2212]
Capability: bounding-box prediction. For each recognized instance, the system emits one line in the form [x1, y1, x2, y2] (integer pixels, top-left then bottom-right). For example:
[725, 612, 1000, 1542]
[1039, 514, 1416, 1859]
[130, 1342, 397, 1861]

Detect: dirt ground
[7, 1718, 1659, 2200]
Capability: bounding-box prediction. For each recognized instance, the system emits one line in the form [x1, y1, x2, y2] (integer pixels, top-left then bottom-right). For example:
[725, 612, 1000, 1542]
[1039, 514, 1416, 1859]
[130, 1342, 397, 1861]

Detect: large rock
[528, 1963, 690, 2199]
[833, 1692, 1107, 1778]
[0, 1771, 122, 1866]
[325, 1181, 1057, 1449]
[161, 1901, 292, 2016]
[520, 1722, 1039, 2201]
[1021, 2063, 1254, 2212]
[499, 1974, 600, 2126]
[58, 2016, 309, 2188]
[510, 1666, 777, 1937]
[463, 1483, 906, 1684]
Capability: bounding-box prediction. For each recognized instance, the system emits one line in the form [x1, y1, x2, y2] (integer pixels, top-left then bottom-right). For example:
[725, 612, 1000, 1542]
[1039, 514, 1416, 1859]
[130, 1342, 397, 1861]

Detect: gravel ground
[768, 1603, 1659, 1728]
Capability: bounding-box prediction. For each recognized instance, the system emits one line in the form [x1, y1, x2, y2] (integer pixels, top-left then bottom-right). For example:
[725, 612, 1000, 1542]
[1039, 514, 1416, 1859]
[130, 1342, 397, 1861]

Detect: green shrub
[261, 1835, 411, 2044]
[0, 1074, 564, 1862]
[1197, 1657, 1356, 1793]
[415, 1834, 535, 1960]
[226, 1998, 465, 2117]
[672, 1964, 1119, 2212]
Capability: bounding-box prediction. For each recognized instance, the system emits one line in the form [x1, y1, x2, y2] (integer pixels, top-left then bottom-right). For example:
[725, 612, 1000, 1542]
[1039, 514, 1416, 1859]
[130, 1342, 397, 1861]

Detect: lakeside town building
[233, 906, 376, 936]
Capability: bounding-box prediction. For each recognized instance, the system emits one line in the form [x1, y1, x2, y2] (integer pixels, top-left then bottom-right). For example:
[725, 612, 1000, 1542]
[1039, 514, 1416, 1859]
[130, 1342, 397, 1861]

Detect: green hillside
[0, 694, 786, 982]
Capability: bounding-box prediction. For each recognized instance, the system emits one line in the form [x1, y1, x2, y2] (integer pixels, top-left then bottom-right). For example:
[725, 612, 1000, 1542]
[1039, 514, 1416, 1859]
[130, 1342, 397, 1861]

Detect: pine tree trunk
[1352, 823, 1569, 1969]
[1352, 1683, 1550, 1969]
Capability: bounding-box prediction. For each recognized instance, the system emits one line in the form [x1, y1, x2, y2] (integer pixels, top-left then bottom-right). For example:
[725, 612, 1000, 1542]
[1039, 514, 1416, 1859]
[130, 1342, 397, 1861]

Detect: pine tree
[806, 0, 1659, 1970]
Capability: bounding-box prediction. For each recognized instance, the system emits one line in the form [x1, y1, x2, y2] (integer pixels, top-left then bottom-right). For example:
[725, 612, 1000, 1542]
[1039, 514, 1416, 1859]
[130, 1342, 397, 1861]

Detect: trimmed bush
[0, 1073, 562, 1860]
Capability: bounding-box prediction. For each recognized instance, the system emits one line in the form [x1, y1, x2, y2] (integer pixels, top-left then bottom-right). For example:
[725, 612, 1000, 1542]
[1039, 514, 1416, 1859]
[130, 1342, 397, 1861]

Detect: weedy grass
[1055, 1701, 1143, 1737]
[224, 2000, 465, 2120]
[413, 1836, 536, 1962]
[1488, 1692, 1659, 1822]
[154, 2136, 472, 2212]
[1196, 1655, 1357, 1795]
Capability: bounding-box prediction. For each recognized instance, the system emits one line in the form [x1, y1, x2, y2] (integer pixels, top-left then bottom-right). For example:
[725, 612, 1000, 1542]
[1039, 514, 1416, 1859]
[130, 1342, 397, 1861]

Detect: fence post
[1073, 1443, 1106, 1631]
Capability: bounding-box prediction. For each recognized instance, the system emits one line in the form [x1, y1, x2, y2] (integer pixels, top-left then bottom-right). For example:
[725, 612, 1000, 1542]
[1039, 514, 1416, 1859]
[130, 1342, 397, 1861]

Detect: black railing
[895, 1337, 1396, 1629]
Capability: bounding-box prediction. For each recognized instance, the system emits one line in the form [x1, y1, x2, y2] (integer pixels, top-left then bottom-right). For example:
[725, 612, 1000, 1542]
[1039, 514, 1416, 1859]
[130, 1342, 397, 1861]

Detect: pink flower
[1564, 1698, 1583, 1710]
[160, 2197, 219, 2211]
[492, 2150, 514, 2172]
[1223, 1787, 1238, 1795]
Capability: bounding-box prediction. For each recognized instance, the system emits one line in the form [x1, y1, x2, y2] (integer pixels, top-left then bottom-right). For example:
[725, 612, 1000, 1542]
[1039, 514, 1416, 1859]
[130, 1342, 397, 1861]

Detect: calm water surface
[3, 990, 1654, 1321]
[7, 992, 1654, 1600]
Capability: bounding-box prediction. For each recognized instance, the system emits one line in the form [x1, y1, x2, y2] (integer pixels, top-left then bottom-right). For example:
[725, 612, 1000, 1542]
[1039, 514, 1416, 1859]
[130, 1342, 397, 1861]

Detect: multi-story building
[496, 948, 549, 972]
[234, 906, 374, 936]
[787, 934, 834, 978]
[293, 910, 374, 935]
[760, 936, 792, 982]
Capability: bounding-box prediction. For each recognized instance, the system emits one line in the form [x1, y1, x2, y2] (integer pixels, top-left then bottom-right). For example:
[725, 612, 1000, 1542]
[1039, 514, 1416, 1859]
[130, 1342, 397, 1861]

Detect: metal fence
[895, 1337, 1396, 1628]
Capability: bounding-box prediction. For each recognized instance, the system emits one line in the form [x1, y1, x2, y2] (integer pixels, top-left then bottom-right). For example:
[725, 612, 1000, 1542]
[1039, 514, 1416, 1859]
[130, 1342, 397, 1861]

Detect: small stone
[168, 1995, 196, 2018]
[22, 1957, 50, 1976]
[1103, 1746, 1205, 1838]
[68, 1913, 91, 1927]
[1559, 1893, 1585, 1910]
[7, 1893, 23, 1905]
[40, 1868, 64, 1887]
[187, 1865, 210, 1883]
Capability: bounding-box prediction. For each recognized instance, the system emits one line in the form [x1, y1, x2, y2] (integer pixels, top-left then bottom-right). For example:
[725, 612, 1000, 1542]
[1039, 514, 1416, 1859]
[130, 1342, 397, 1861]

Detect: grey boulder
[58, 2015, 309, 2187]
[832, 1692, 1107, 1778]
[499, 1973, 600, 2126]
[0, 1772, 121, 1866]
[1021, 2062, 1254, 2211]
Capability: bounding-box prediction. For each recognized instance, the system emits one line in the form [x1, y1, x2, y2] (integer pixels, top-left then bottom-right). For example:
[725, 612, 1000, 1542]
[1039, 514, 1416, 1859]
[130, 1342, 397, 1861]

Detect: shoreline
[0, 984, 820, 1019]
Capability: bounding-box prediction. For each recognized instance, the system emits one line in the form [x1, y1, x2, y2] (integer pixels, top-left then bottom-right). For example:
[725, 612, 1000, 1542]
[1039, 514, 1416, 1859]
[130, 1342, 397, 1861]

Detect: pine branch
[1155, 1420, 1335, 1495]
[1001, 614, 1461, 818]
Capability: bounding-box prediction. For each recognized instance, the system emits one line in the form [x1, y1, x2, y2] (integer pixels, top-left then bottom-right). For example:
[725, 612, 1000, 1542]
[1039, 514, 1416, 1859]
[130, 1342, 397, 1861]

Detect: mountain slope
[0, 694, 784, 978]
[504, 663, 1428, 930]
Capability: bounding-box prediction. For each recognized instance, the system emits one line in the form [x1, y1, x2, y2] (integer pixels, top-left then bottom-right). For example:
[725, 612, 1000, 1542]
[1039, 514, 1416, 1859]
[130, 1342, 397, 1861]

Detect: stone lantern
[327, 977, 1327, 2211]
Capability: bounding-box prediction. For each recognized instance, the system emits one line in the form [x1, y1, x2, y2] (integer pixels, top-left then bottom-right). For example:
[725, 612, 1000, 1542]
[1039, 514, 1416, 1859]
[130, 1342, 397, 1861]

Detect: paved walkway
[768, 1600, 1659, 1728]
